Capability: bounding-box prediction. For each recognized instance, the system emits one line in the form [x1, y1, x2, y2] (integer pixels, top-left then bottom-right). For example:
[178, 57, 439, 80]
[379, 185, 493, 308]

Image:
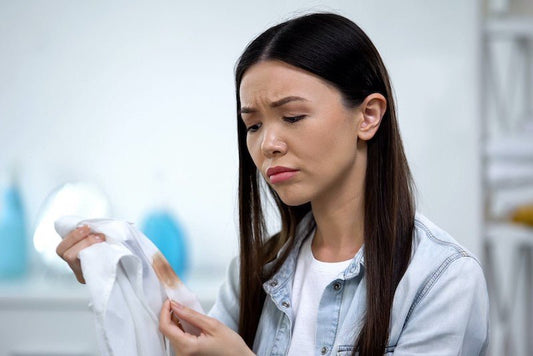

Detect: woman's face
[239, 60, 370, 207]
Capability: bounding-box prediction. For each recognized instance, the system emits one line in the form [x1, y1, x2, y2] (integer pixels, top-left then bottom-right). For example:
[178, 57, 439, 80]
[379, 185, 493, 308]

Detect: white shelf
[0, 276, 90, 308]
[486, 222, 533, 246]
[485, 133, 533, 161]
[485, 16, 533, 38]
[0, 268, 221, 311]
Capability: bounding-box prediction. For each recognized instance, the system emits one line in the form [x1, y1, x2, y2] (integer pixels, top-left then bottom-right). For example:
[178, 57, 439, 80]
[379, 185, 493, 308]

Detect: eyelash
[246, 115, 306, 133]
[283, 115, 306, 123]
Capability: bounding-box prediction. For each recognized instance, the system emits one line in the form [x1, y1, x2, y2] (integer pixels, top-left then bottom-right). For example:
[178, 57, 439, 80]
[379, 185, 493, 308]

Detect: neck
[310, 144, 366, 262]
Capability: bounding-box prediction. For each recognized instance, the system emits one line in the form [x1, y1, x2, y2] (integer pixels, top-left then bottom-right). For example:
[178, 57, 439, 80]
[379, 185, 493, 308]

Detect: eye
[283, 115, 306, 123]
[246, 123, 262, 133]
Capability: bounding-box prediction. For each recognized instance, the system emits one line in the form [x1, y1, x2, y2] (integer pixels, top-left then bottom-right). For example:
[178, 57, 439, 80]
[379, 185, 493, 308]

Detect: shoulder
[411, 213, 482, 271]
[392, 213, 487, 321]
[394, 213, 487, 317]
[404, 213, 485, 297]
[388, 214, 489, 351]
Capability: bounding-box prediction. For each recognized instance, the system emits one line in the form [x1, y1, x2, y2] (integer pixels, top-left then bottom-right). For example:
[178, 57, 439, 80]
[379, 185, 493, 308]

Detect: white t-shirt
[287, 233, 353, 356]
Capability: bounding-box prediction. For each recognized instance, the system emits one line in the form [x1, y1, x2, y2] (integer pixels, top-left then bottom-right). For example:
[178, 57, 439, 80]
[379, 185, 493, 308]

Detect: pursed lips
[266, 166, 299, 183]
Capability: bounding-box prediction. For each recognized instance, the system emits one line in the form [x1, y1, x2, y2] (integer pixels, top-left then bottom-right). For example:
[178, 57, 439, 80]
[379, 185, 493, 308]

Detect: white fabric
[287, 234, 352, 356]
[55, 216, 203, 356]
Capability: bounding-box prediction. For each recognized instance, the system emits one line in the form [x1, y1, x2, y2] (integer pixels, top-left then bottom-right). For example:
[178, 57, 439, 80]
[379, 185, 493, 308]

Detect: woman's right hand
[55, 225, 106, 284]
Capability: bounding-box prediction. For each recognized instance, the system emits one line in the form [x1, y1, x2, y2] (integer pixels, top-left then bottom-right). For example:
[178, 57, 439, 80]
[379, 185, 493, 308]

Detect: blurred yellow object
[511, 204, 533, 227]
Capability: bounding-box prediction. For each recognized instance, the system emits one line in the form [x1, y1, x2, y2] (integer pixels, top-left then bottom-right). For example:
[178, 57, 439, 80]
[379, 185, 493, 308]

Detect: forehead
[239, 60, 337, 105]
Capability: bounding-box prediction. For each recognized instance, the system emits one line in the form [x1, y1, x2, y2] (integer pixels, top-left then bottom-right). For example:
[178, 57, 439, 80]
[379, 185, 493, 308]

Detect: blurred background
[0, 0, 532, 355]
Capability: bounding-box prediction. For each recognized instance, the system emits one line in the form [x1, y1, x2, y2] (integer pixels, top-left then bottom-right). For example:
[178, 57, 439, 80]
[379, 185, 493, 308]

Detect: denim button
[281, 301, 290, 308]
[321, 346, 328, 354]
[333, 282, 342, 291]
[270, 280, 278, 287]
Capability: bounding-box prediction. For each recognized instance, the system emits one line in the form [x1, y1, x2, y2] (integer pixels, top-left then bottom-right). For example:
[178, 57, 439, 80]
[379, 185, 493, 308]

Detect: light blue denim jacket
[209, 212, 489, 355]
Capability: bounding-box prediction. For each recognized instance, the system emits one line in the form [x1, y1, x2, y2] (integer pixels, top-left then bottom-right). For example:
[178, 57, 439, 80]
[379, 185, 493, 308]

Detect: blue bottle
[140, 210, 189, 281]
[0, 181, 28, 279]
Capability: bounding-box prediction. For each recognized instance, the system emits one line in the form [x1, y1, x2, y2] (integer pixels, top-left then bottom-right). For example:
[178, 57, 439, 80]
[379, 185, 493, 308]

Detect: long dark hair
[235, 13, 415, 355]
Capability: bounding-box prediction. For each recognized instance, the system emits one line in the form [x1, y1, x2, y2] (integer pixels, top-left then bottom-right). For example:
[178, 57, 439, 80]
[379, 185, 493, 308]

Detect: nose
[261, 126, 287, 158]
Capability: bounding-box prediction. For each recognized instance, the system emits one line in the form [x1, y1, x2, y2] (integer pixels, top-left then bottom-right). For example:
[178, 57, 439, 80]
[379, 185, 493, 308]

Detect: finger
[74, 272, 86, 284]
[56, 225, 92, 256]
[171, 311, 184, 331]
[170, 301, 219, 335]
[62, 234, 105, 284]
[61, 234, 105, 264]
[159, 299, 189, 339]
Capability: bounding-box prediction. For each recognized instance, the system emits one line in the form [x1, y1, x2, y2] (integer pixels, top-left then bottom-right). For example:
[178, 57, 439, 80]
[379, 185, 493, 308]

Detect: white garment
[287, 234, 352, 356]
[55, 216, 203, 356]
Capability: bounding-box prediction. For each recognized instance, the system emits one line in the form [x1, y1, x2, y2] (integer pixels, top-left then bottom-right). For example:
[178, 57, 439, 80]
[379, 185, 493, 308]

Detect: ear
[357, 93, 387, 141]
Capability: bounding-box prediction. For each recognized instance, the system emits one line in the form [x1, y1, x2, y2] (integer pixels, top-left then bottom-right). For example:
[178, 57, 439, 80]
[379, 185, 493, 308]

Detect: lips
[266, 166, 299, 184]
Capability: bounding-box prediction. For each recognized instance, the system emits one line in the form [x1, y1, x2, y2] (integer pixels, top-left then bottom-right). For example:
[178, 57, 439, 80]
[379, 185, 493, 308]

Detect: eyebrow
[239, 96, 308, 115]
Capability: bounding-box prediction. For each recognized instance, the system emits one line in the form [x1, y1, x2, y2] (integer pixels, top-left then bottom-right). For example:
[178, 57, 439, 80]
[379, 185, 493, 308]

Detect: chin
[274, 188, 311, 207]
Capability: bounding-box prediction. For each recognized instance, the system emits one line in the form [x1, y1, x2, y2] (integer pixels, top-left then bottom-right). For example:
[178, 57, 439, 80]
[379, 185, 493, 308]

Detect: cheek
[326, 133, 357, 171]
[303, 121, 356, 169]
[294, 140, 355, 204]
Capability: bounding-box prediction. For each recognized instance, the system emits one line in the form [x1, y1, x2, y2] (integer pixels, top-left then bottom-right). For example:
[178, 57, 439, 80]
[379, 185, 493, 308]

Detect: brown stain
[152, 252, 182, 289]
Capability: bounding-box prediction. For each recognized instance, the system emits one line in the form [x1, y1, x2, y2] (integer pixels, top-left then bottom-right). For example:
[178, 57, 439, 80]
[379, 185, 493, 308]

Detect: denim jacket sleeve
[393, 255, 489, 355]
[207, 256, 240, 332]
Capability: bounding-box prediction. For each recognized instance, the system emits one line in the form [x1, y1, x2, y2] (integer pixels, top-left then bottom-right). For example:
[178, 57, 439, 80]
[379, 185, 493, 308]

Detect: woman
[58, 13, 489, 355]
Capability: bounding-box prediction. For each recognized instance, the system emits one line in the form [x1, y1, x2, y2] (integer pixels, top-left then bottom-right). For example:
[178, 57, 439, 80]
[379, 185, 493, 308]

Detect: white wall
[0, 0, 481, 275]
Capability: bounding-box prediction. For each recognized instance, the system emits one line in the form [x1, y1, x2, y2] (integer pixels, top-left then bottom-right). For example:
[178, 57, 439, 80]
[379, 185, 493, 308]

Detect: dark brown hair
[235, 13, 415, 355]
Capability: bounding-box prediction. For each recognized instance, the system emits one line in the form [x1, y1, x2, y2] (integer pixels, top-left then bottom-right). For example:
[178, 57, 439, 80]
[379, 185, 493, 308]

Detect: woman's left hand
[159, 299, 254, 356]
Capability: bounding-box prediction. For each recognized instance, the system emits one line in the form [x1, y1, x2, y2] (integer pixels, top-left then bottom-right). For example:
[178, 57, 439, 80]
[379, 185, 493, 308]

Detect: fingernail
[171, 301, 183, 309]
[92, 234, 102, 241]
